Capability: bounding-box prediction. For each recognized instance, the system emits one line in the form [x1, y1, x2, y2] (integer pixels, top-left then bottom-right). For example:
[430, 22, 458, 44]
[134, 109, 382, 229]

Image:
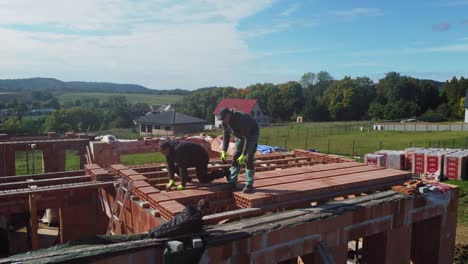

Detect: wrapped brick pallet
[364, 154, 385, 167]
[404, 148, 422, 171]
[412, 148, 438, 174]
[425, 149, 459, 176]
[375, 150, 406, 170]
[444, 150, 468, 180]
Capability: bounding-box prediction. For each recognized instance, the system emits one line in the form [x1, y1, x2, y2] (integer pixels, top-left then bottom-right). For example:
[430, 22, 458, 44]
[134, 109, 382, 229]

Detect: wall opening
[65, 150, 80, 171]
[15, 150, 43, 175]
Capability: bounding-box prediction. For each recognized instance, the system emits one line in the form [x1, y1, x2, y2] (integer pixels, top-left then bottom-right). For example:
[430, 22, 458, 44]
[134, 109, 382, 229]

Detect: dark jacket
[222, 111, 259, 155]
[148, 205, 203, 238]
[165, 141, 209, 180]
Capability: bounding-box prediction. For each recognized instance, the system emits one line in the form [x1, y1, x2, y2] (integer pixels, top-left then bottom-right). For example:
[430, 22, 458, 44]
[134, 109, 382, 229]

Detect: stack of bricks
[84, 164, 113, 181]
[364, 153, 385, 166]
[293, 149, 354, 163]
[424, 149, 459, 177]
[233, 163, 410, 208]
[374, 150, 407, 170]
[444, 150, 468, 180]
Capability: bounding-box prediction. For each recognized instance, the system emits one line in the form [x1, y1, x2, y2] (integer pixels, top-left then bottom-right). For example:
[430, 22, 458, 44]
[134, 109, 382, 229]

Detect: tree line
[177, 71, 467, 123]
[1, 71, 467, 135]
[0, 95, 149, 134]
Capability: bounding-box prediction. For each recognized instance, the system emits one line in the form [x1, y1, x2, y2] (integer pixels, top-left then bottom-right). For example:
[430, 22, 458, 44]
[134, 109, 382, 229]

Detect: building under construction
[0, 133, 459, 263]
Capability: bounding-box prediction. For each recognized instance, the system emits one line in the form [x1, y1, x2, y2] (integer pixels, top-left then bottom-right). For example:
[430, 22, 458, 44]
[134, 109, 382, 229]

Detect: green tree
[322, 76, 375, 120]
[300, 72, 316, 88]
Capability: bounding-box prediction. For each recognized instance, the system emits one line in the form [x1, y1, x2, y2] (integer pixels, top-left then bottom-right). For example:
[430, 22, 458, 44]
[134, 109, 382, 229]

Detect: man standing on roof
[217, 107, 259, 194]
[160, 140, 229, 191]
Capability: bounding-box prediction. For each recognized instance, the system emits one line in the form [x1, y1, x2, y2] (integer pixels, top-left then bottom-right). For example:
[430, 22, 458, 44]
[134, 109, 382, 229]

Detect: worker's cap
[216, 107, 231, 121]
[159, 140, 171, 150]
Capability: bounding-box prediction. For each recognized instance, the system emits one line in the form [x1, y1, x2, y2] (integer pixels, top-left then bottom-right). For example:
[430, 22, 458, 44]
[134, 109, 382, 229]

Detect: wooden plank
[29, 194, 38, 250]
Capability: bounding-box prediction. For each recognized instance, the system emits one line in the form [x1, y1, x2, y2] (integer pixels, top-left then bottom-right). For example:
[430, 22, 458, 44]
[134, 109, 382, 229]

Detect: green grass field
[57, 93, 183, 105]
[120, 152, 166, 166]
[447, 180, 468, 226]
[15, 150, 81, 175]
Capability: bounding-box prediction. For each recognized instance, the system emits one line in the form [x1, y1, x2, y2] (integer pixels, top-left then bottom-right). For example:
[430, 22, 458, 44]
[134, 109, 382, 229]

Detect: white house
[212, 98, 269, 128]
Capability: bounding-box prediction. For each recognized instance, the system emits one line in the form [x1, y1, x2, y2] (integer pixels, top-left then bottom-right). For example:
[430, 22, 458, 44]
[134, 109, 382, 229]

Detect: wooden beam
[29, 194, 38, 250]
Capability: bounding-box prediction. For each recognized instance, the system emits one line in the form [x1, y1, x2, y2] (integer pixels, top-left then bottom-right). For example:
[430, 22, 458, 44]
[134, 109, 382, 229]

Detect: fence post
[409, 142, 412, 147]
[452, 138, 455, 148]
[284, 137, 287, 149]
[352, 140, 355, 157]
[465, 136, 467, 149]
[26, 151, 30, 175]
[266, 136, 269, 146]
[327, 138, 330, 154]
[305, 129, 308, 150]
[379, 141, 382, 150]
[428, 141, 431, 148]
[438, 140, 440, 148]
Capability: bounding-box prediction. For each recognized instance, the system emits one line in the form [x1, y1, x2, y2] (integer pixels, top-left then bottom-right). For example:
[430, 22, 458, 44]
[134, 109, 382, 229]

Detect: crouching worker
[148, 199, 209, 238]
[160, 140, 230, 191]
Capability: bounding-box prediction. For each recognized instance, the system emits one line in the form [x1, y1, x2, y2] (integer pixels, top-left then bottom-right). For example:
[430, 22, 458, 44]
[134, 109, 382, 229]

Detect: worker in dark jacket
[160, 140, 209, 191]
[148, 199, 209, 238]
[217, 108, 259, 193]
[160, 140, 230, 191]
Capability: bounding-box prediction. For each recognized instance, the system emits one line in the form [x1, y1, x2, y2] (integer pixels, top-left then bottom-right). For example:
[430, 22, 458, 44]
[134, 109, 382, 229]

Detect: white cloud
[0, 0, 276, 89]
[280, 3, 300, 16]
[331, 8, 383, 19]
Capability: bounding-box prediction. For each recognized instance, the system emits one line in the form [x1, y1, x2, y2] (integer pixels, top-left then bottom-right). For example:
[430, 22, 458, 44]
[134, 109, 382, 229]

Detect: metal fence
[375, 122, 468, 132]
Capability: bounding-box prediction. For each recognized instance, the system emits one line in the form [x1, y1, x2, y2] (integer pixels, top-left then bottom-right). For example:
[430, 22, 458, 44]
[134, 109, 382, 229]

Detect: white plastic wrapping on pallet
[425, 149, 459, 177]
[404, 147, 422, 171]
[375, 150, 406, 170]
[444, 150, 468, 180]
[412, 148, 439, 174]
[364, 154, 385, 166]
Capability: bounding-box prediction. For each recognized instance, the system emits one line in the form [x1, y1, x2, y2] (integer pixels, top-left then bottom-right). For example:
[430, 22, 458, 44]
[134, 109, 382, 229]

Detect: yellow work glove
[177, 185, 184, 191]
[166, 179, 175, 189]
[237, 154, 246, 165]
[221, 151, 227, 162]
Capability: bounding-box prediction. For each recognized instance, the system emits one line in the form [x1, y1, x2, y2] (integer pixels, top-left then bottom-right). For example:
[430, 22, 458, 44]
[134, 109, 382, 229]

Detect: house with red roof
[212, 98, 269, 128]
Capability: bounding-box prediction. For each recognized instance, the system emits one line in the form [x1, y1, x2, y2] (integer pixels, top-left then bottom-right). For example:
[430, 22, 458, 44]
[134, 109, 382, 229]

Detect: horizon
[0, 0, 467, 90]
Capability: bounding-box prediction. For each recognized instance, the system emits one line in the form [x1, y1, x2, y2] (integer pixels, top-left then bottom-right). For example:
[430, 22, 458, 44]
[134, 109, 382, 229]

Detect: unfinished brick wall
[200, 188, 458, 264]
[0, 135, 89, 176]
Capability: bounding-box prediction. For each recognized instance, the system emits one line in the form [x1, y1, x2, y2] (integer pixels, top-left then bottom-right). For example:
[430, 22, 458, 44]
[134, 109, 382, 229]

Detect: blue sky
[0, 0, 467, 89]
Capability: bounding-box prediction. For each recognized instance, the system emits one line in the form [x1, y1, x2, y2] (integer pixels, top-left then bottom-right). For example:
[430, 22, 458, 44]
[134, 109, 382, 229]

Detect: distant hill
[0, 77, 190, 95]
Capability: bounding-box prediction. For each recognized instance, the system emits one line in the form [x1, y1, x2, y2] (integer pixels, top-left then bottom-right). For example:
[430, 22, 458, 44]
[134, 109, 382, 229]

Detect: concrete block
[165, 240, 184, 252]
[192, 237, 203, 248]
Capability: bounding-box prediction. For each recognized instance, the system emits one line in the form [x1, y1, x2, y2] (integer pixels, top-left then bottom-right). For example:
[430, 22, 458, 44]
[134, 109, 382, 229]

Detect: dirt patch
[457, 225, 468, 244]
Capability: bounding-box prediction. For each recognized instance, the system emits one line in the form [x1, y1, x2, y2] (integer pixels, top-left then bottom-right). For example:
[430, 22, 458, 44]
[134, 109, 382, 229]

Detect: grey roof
[135, 111, 207, 125]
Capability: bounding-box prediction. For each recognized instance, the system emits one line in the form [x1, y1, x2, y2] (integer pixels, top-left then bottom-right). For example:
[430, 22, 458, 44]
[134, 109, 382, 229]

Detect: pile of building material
[365, 147, 468, 181]
[375, 150, 406, 170]
[444, 150, 468, 180]
[364, 153, 386, 167]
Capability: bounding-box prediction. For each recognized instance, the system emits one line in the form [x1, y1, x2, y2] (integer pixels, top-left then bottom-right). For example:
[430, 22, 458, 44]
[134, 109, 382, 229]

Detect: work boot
[229, 166, 240, 183]
[242, 185, 254, 194]
[176, 185, 184, 191]
[245, 169, 255, 187]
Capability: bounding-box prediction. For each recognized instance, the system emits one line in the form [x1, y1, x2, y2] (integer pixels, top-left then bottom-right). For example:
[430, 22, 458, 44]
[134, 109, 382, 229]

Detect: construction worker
[160, 140, 229, 191]
[217, 107, 259, 193]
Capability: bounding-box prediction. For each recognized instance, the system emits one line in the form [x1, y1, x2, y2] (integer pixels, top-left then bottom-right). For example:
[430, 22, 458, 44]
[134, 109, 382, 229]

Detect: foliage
[2, 117, 45, 134]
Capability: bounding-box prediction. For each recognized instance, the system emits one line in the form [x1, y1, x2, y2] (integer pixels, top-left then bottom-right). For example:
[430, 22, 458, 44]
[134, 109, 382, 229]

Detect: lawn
[259, 123, 468, 159]
[15, 150, 81, 175]
[120, 152, 166, 166]
[57, 93, 183, 105]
